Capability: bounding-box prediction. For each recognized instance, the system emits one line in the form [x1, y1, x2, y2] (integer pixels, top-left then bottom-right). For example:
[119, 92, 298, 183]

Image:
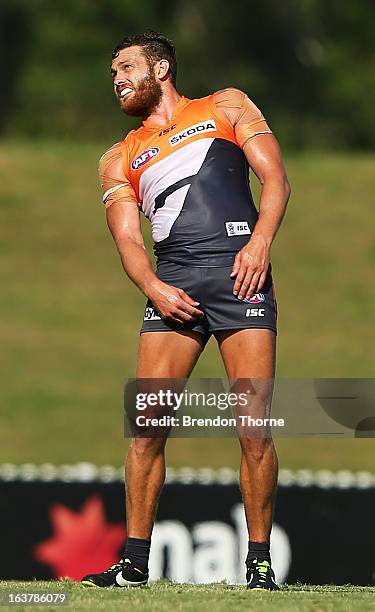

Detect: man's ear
[156, 59, 170, 81]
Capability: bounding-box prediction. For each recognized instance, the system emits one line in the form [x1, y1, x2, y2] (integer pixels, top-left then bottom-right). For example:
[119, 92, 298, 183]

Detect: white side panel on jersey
[139, 138, 214, 243]
[151, 184, 191, 242]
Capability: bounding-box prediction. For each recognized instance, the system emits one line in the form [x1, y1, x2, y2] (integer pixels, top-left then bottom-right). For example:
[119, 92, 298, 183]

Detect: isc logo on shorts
[245, 308, 265, 317]
[225, 221, 251, 236]
[169, 120, 217, 147]
[144, 306, 162, 321]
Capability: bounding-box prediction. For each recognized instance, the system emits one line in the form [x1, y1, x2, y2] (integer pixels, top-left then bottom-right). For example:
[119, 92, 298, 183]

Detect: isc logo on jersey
[169, 120, 217, 147]
[132, 147, 160, 170]
[225, 221, 251, 236]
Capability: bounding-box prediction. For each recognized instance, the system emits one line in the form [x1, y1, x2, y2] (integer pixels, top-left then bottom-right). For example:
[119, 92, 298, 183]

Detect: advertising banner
[0, 467, 374, 585]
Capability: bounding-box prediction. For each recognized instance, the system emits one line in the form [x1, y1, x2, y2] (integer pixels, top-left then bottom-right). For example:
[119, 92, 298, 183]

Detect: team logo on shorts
[144, 306, 162, 321]
[241, 293, 265, 304]
[131, 147, 160, 170]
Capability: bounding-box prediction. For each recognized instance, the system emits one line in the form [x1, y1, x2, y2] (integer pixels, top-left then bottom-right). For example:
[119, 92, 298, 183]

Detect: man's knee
[130, 436, 167, 458]
[240, 436, 274, 463]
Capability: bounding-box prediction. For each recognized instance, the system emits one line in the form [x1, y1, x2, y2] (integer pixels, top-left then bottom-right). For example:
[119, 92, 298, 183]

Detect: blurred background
[0, 0, 374, 584]
[1, 0, 374, 468]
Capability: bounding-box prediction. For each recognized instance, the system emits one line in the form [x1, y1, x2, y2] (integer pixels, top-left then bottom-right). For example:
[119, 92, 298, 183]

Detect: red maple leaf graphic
[34, 496, 125, 580]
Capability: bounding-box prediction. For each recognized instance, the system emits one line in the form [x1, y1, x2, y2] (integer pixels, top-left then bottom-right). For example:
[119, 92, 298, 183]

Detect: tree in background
[0, 1, 31, 134]
[2, 0, 374, 149]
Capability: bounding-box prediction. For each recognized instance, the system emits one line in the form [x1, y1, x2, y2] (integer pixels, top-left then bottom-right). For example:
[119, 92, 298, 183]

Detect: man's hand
[148, 279, 204, 324]
[230, 234, 270, 300]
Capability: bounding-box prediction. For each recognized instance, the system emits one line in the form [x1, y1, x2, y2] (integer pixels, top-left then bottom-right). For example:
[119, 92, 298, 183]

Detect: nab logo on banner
[148, 504, 291, 584]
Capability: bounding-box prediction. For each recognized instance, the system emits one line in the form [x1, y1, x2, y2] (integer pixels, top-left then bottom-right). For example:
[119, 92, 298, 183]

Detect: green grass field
[1, 581, 375, 612]
[0, 141, 374, 470]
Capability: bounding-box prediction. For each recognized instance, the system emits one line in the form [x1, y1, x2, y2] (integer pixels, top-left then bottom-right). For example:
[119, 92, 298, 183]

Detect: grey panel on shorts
[141, 260, 277, 339]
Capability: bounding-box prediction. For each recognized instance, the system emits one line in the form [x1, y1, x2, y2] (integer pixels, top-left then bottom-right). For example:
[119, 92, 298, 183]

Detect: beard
[120, 70, 162, 118]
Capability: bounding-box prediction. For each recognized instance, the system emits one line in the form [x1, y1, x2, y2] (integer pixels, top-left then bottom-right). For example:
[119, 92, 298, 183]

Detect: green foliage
[1, 0, 374, 148]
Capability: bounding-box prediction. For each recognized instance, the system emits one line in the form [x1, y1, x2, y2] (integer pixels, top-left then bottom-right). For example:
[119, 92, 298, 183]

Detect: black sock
[246, 540, 271, 565]
[123, 537, 151, 571]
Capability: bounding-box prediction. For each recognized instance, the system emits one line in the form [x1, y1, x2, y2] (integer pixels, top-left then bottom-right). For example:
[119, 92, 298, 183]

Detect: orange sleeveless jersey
[123, 95, 236, 202]
[102, 90, 272, 261]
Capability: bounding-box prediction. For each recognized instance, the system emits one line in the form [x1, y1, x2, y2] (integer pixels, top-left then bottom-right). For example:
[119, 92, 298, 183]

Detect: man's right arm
[99, 144, 203, 323]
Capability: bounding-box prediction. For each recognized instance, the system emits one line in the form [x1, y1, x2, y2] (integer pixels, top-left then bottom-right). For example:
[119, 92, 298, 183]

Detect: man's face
[111, 46, 162, 117]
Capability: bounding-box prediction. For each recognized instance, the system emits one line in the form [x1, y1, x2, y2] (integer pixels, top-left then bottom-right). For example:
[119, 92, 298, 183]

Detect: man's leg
[82, 330, 204, 587]
[126, 330, 204, 540]
[216, 328, 279, 588]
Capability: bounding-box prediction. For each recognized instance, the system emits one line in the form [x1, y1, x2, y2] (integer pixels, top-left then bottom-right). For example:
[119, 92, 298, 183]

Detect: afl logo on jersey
[242, 293, 265, 304]
[131, 147, 160, 170]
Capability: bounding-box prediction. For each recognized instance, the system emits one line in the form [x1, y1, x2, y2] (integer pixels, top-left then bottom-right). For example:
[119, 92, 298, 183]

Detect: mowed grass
[1, 581, 375, 612]
[0, 140, 374, 469]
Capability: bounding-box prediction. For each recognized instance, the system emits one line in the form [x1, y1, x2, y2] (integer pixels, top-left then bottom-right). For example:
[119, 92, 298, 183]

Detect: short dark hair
[112, 30, 177, 86]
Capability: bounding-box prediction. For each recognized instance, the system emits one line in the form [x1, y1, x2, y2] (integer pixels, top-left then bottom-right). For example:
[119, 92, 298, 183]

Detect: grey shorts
[141, 259, 277, 340]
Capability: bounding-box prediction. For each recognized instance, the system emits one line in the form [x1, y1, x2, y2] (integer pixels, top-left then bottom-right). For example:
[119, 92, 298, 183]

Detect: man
[82, 31, 290, 591]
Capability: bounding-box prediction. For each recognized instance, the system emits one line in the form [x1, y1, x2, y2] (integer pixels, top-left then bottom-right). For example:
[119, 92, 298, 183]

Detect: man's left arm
[213, 88, 291, 300]
[231, 134, 291, 299]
